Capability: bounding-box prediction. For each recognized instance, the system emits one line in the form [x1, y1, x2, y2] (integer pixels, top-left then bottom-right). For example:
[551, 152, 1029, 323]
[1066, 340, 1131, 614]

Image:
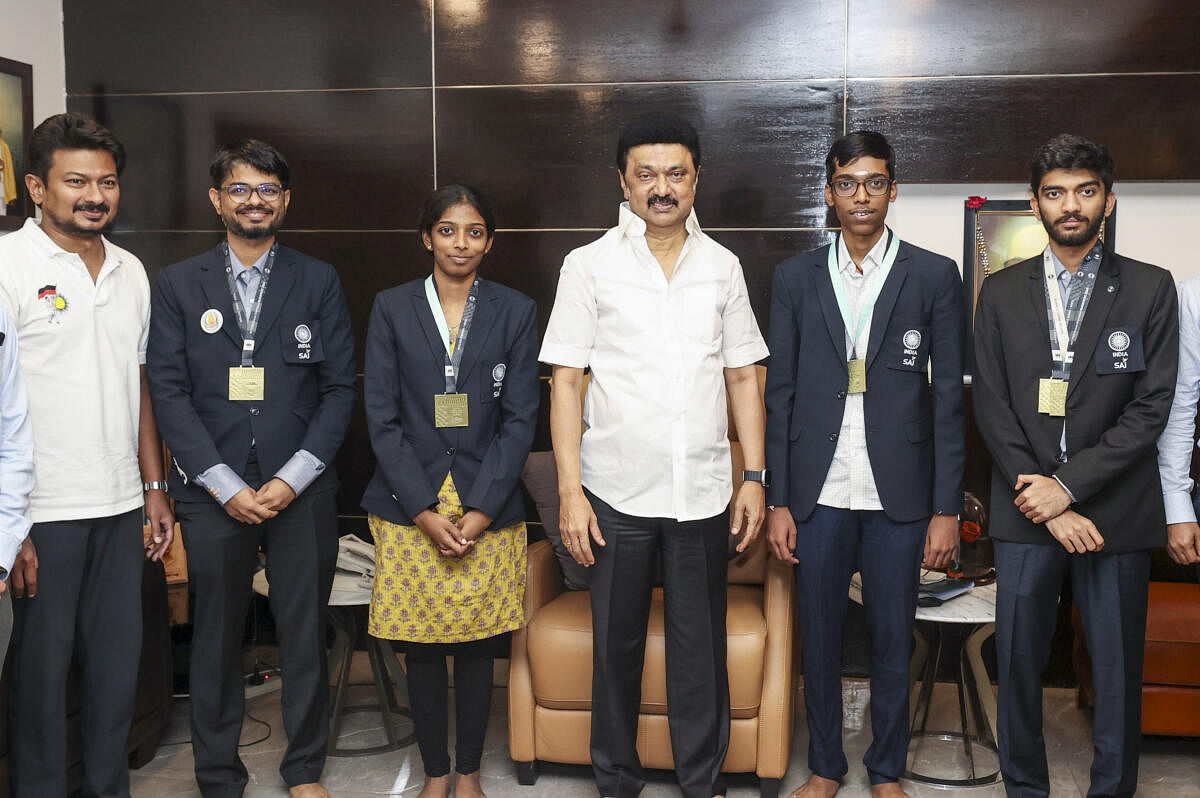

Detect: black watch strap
[742, 469, 771, 488]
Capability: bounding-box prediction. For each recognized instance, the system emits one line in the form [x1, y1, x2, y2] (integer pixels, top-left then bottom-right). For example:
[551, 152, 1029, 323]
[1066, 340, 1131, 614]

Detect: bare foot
[417, 774, 451, 798]
[454, 771, 487, 798]
[289, 784, 330, 798]
[789, 774, 840, 798]
[870, 783, 910, 798]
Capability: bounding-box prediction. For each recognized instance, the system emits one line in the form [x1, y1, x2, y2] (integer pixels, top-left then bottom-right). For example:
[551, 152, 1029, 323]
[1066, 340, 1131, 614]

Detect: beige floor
[130, 653, 1200, 797]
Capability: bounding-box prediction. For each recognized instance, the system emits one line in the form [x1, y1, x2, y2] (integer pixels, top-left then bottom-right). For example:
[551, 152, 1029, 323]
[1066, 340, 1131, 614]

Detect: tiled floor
[131, 654, 1200, 797]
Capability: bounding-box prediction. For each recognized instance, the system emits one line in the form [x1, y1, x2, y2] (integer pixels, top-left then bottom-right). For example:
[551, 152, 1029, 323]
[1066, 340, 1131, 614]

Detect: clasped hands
[1014, 472, 1104, 553]
[414, 508, 491, 558]
[224, 478, 296, 524]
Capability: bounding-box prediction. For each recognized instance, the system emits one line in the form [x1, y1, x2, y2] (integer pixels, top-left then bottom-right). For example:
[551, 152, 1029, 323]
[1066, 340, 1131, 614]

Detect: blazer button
[249, 407, 260, 416]
[828, 432, 838, 442]
[445, 447, 455, 456]
[837, 391, 846, 399]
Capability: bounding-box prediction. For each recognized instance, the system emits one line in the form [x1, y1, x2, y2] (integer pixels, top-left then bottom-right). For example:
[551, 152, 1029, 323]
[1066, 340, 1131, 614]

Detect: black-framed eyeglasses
[218, 182, 285, 203]
[829, 176, 892, 198]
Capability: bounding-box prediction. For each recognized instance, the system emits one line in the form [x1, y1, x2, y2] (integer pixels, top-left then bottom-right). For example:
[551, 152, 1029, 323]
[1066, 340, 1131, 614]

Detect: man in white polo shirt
[0, 112, 174, 798]
[540, 113, 769, 798]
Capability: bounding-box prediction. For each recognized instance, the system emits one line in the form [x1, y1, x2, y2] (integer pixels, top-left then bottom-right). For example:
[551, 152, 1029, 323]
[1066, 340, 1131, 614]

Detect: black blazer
[972, 249, 1178, 552]
[765, 240, 965, 523]
[360, 277, 539, 529]
[147, 244, 357, 502]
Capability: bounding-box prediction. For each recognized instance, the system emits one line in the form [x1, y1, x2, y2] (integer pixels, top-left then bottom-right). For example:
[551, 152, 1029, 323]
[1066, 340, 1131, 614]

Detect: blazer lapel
[455, 280, 497, 386]
[1067, 252, 1119, 399]
[254, 247, 296, 342]
[814, 247, 847, 370]
[1024, 259, 1053, 376]
[198, 247, 241, 349]
[410, 283, 448, 366]
[865, 248, 909, 370]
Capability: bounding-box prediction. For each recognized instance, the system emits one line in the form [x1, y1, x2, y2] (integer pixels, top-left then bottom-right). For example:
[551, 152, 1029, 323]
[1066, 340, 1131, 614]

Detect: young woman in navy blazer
[362, 185, 539, 798]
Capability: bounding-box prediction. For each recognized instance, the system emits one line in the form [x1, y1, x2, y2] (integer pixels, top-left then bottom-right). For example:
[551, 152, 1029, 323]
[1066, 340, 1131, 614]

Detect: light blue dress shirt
[193, 249, 325, 505]
[0, 306, 35, 577]
[1158, 273, 1200, 524]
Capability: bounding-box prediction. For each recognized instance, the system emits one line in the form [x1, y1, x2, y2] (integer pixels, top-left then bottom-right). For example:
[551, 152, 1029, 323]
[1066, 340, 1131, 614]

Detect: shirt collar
[20, 216, 120, 267]
[229, 247, 270, 275]
[617, 201, 702, 241]
[1048, 241, 1104, 281]
[837, 226, 891, 277]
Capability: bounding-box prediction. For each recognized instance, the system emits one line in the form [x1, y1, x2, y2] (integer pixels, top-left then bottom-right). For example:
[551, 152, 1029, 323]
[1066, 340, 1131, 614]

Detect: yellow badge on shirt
[229, 367, 265, 401]
[847, 359, 867, 394]
[434, 393, 469, 428]
[1037, 378, 1067, 417]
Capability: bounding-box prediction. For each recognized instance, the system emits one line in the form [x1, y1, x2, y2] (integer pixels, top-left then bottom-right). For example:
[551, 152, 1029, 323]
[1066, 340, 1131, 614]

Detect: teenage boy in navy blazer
[147, 140, 355, 798]
[974, 134, 1177, 798]
[765, 131, 965, 798]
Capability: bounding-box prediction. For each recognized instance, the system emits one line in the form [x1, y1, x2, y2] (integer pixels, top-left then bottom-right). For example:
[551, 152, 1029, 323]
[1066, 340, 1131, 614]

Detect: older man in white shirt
[0, 303, 34, 673]
[540, 112, 768, 798]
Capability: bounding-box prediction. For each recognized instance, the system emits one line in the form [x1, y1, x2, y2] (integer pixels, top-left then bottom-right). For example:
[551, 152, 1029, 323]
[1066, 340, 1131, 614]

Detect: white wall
[890, 182, 1200, 286]
[0, 0, 64, 123]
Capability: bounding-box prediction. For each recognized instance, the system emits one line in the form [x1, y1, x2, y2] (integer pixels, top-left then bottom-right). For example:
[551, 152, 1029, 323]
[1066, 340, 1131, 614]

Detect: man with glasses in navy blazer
[147, 140, 356, 798]
[765, 131, 965, 798]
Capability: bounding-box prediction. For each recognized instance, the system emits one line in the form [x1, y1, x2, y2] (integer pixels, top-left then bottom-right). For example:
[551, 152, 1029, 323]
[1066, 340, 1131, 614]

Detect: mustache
[74, 201, 110, 214]
[647, 194, 678, 206]
[237, 205, 273, 215]
[1054, 213, 1088, 225]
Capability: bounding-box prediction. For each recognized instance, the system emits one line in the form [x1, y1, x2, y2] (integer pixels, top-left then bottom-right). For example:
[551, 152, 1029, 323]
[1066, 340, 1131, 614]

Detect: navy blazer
[360, 277, 539, 529]
[973, 249, 1177, 552]
[765, 239, 965, 523]
[147, 244, 357, 502]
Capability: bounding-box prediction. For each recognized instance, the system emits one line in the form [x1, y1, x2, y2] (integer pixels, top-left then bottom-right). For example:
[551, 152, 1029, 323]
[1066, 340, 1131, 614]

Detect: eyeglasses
[218, 182, 285, 203]
[829, 176, 892, 198]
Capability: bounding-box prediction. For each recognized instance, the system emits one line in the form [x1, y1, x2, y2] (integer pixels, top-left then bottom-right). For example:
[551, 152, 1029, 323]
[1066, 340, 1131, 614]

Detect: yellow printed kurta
[368, 472, 526, 643]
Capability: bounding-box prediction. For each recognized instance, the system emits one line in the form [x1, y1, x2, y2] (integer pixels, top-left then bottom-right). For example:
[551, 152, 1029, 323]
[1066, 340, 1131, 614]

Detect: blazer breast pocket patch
[1094, 326, 1144, 374]
[281, 320, 325, 363]
[884, 324, 929, 371]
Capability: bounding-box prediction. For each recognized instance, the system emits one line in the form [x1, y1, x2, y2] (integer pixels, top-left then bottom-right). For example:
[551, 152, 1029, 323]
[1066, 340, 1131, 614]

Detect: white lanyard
[1042, 248, 1074, 367]
[826, 229, 899, 357]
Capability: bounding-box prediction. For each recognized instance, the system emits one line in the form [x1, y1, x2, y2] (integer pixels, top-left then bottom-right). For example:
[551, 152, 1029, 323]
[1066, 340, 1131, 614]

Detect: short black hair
[616, 112, 701, 173]
[825, 130, 894, 184]
[209, 139, 291, 188]
[29, 112, 126, 180]
[417, 184, 497, 249]
[1030, 134, 1115, 194]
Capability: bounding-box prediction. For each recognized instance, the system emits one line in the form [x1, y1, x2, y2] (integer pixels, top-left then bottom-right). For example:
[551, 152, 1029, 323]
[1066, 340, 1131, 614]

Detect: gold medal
[228, 366, 265, 401]
[434, 393, 470, 428]
[847, 359, 867, 394]
[1038, 378, 1067, 417]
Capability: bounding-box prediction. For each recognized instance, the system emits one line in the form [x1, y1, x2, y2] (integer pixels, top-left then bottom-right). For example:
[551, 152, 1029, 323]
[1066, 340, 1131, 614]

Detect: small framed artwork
[0, 56, 33, 232]
[961, 196, 1115, 373]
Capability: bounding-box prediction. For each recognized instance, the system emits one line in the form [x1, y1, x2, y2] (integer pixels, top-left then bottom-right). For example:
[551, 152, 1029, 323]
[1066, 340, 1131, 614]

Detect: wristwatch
[143, 481, 168, 492]
[742, 469, 771, 488]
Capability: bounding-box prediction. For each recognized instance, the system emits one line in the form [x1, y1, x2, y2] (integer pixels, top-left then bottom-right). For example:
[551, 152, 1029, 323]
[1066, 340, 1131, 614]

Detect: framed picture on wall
[0, 56, 33, 232]
[961, 197, 1116, 374]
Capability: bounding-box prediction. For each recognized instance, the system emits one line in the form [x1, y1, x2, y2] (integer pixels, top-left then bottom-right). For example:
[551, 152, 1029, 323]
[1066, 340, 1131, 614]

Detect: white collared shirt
[0, 218, 150, 522]
[1159, 271, 1200, 523]
[539, 203, 768, 521]
[816, 231, 890, 511]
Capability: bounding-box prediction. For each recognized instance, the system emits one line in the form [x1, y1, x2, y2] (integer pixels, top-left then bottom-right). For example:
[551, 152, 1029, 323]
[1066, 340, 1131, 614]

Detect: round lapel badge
[902, 329, 922, 350]
[200, 308, 223, 334]
[294, 324, 312, 344]
[1108, 331, 1130, 352]
[492, 363, 506, 382]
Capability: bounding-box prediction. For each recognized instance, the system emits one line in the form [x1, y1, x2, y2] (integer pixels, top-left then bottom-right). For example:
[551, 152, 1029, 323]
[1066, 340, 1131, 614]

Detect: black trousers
[398, 637, 496, 777]
[586, 489, 730, 798]
[8, 508, 144, 798]
[994, 540, 1151, 798]
[792, 505, 926, 785]
[176, 460, 338, 797]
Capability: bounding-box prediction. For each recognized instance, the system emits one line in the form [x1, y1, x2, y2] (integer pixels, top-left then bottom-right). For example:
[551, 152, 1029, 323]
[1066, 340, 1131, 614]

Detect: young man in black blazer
[147, 140, 356, 798]
[973, 134, 1178, 798]
[765, 131, 965, 798]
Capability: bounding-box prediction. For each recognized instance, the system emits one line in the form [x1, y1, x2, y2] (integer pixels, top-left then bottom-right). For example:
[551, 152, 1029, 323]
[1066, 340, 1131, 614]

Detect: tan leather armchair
[509, 428, 799, 798]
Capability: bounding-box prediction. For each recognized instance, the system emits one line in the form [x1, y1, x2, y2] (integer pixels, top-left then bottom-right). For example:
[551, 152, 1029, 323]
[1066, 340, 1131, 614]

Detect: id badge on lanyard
[425, 275, 478, 428]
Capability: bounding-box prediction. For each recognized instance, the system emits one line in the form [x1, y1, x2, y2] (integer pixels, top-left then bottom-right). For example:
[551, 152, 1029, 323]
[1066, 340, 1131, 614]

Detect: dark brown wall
[63, 0, 1200, 528]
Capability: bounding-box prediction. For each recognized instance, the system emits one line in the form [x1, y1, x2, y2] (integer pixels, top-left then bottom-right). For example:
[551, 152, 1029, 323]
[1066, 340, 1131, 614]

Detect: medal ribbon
[826, 228, 900, 358]
[223, 242, 278, 367]
[424, 275, 479, 393]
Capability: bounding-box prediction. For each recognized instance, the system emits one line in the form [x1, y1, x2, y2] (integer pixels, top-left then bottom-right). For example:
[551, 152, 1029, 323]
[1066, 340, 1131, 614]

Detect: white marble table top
[849, 571, 997, 625]
[251, 568, 374, 607]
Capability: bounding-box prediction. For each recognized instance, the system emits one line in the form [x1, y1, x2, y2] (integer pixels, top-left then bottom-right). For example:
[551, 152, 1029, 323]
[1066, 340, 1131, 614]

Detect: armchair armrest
[509, 539, 564, 763]
[755, 554, 797, 779]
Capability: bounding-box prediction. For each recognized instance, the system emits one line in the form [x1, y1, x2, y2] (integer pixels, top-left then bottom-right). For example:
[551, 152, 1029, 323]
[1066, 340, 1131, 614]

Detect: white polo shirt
[0, 218, 150, 523]
[540, 203, 768, 522]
